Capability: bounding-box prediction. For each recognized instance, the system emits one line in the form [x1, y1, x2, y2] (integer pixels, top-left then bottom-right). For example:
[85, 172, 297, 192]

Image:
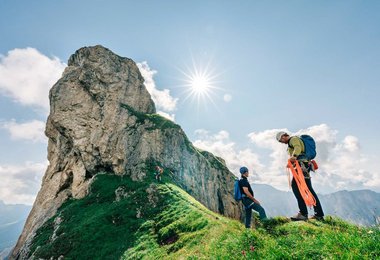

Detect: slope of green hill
[29, 169, 380, 259]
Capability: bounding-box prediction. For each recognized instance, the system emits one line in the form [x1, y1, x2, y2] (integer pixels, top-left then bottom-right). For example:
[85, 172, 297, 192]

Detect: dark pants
[243, 198, 267, 228]
[291, 177, 324, 217]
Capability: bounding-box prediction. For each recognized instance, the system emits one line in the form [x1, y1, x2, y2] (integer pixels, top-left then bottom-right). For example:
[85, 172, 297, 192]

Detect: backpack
[289, 135, 317, 160]
[234, 179, 243, 201]
[299, 135, 317, 160]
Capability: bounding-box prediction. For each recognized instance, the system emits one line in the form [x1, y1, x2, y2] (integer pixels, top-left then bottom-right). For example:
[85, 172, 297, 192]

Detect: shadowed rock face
[11, 45, 241, 259]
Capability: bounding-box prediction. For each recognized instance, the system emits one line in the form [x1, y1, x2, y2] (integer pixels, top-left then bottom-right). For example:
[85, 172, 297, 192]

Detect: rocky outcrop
[11, 45, 241, 259]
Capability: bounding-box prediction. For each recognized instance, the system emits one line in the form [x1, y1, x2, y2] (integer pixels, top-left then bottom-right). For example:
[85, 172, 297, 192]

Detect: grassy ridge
[30, 172, 380, 259]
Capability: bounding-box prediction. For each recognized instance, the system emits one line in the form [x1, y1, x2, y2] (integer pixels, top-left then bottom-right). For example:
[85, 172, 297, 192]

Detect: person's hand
[289, 156, 297, 163]
[254, 199, 261, 205]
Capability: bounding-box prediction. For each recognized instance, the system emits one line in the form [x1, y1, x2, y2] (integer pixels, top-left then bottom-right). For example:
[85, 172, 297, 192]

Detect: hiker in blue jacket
[239, 166, 267, 228]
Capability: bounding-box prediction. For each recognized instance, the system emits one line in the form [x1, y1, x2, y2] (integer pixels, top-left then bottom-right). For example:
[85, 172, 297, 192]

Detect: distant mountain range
[0, 201, 31, 259]
[252, 184, 380, 226]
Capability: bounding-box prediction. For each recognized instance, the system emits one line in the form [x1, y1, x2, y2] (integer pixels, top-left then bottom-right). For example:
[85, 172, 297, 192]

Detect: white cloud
[249, 124, 380, 193]
[193, 130, 265, 180]
[342, 135, 360, 152]
[0, 48, 66, 113]
[0, 119, 47, 143]
[223, 94, 232, 102]
[245, 129, 290, 187]
[0, 161, 47, 205]
[194, 124, 380, 193]
[137, 61, 178, 114]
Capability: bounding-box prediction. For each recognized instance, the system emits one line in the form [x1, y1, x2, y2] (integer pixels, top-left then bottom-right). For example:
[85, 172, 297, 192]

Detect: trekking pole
[287, 167, 291, 189]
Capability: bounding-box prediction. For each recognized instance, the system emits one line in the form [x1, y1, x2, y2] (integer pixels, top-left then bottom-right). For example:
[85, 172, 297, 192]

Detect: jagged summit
[57, 45, 156, 114]
[11, 46, 241, 259]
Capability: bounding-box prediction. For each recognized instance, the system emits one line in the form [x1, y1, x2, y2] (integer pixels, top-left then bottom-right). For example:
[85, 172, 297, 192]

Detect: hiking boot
[290, 212, 308, 221]
[309, 215, 324, 221]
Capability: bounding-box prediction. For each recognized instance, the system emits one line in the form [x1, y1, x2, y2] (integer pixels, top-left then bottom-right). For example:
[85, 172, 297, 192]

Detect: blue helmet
[239, 166, 248, 174]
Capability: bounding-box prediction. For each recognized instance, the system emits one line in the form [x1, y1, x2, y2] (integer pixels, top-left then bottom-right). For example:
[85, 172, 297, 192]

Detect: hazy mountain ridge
[0, 201, 31, 258]
[252, 184, 380, 226]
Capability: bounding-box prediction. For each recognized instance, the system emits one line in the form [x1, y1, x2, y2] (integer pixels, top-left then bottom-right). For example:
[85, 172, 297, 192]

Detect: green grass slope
[29, 171, 380, 260]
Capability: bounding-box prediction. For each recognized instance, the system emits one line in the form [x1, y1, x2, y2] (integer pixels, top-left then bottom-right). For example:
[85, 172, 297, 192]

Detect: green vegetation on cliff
[120, 103, 180, 131]
[30, 171, 380, 259]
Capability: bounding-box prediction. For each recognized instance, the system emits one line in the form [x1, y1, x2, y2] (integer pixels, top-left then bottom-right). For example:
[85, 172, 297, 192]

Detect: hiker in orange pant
[277, 131, 324, 221]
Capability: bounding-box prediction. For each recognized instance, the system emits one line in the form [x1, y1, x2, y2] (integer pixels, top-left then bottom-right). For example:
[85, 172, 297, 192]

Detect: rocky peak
[11, 45, 241, 259]
[57, 45, 155, 114]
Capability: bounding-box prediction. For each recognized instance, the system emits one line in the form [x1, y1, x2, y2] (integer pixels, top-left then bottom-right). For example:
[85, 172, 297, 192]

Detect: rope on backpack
[287, 159, 316, 207]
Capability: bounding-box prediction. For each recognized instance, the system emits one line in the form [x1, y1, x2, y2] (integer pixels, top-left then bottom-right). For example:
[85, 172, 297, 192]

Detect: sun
[190, 74, 211, 94]
[178, 60, 222, 108]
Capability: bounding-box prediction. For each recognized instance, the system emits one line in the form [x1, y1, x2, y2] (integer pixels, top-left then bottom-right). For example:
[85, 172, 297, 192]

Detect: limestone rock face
[11, 45, 241, 259]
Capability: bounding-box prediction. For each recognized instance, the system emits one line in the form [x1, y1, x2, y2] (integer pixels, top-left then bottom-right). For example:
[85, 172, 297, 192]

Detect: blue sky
[1, 1, 379, 204]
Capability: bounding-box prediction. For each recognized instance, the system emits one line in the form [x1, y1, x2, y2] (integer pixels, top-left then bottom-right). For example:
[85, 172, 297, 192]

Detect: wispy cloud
[137, 61, 178, 119]
[0, 119, 47, 143]
[193, 129, 265, 179]
[0, 48, 66, 113]
[223, 94, 232, 102]
[194, 124, 380, 193]
[0, 161, 47, 205]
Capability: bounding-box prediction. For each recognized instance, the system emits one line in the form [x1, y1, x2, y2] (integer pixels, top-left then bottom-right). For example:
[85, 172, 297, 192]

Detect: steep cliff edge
[11, 45, 241, 259]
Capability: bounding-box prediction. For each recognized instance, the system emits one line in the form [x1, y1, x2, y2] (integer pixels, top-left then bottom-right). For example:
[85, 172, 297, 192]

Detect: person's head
[276, 131, 290, 144]
[240, 166, 249, 177]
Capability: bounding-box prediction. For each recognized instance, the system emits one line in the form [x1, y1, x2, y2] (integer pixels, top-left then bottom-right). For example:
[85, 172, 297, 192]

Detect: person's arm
[289, 137, 303, 162]
[242, 187, 260, 205]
